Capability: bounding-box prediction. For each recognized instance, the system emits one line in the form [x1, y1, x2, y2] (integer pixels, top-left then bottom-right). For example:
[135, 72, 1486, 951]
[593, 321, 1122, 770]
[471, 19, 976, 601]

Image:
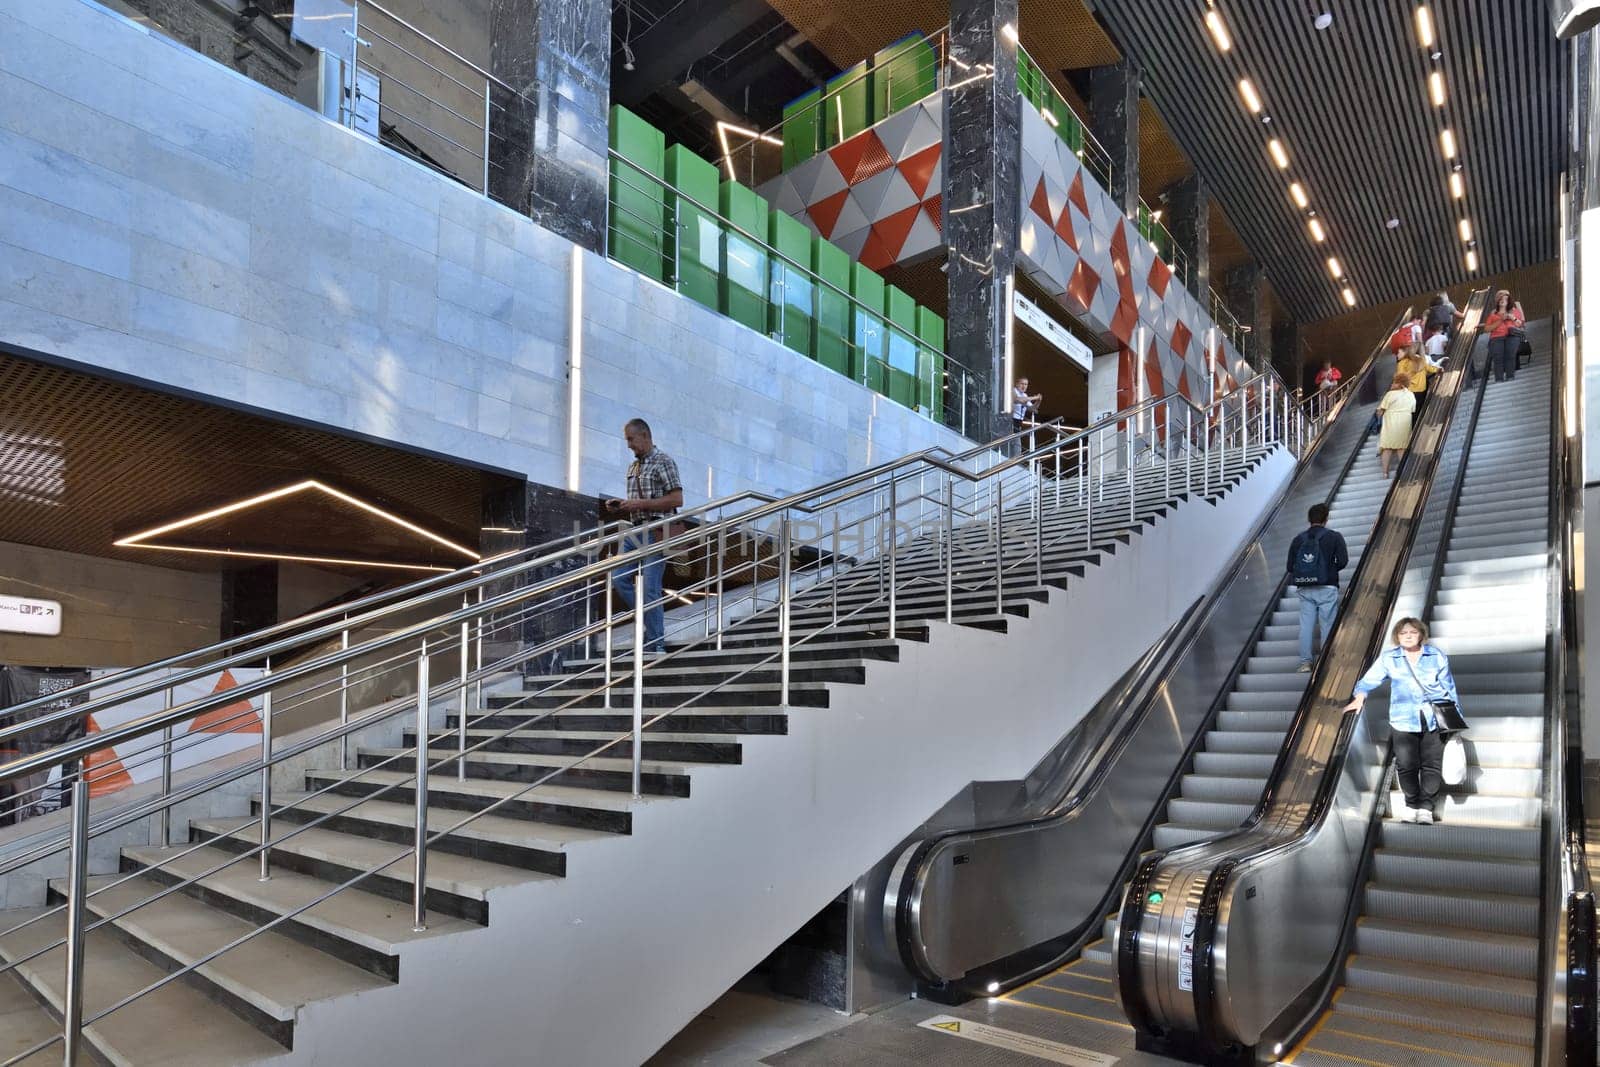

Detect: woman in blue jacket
[1343, 617, 1460, 824]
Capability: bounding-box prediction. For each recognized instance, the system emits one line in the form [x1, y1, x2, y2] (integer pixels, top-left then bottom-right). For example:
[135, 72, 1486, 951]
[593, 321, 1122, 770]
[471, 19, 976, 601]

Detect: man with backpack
[1288, 502, 1349, 673]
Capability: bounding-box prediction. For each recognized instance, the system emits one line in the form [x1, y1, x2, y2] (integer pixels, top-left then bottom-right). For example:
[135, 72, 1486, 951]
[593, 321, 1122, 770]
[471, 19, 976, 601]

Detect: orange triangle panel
[863, 203, 923, 269]
[1068, 172, 1091, 217]
[899, 143, 941, 200]
[186, 669, 262, 735]
[1028, 177, 1052, 223]
[807, 189, 851, 239]
[83, 715, 134, 797]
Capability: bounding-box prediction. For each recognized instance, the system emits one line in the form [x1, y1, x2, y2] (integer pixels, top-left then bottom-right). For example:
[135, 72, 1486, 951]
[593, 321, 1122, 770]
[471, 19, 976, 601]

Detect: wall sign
[1013, 291, 1094, 373]
[0, 595, 62, 636]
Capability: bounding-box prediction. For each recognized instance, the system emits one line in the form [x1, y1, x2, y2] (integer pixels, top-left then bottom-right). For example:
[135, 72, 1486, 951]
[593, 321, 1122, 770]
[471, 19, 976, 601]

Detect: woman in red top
[1484, 289, 1526, 383]
[1314, 360, 1342, 391]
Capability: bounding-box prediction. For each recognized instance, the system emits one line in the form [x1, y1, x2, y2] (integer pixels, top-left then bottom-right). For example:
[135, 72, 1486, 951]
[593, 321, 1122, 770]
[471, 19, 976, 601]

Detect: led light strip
[115, 480, 482, 570]
[1203, 3, 1357, 308]
[1414, 6, 1475, 273]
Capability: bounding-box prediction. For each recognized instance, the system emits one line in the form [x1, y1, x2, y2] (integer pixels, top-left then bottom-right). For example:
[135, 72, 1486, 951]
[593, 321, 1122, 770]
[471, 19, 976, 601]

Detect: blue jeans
[612, 529, 666, 652]
[1295, 584, 1339, 664]
[1488, 336, 1517, 381]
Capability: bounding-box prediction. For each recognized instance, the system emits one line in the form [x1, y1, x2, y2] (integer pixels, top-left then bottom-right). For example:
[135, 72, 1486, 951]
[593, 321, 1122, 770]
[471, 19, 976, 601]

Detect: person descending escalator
[1344, 618, 1463, 825]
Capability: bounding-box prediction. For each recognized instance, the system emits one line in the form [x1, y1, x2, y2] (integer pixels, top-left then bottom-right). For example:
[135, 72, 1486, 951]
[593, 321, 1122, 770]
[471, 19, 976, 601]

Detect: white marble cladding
[0, 0, 970, 510]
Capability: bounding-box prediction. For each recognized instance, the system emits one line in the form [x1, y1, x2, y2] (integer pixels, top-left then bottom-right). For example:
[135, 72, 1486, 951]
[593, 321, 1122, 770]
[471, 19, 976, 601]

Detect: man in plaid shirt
[606, 419, 683, 653]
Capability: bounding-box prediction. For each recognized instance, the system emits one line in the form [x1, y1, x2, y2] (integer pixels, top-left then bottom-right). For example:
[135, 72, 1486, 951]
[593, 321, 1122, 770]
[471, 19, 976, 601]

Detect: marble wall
[0, 0, 971, 525]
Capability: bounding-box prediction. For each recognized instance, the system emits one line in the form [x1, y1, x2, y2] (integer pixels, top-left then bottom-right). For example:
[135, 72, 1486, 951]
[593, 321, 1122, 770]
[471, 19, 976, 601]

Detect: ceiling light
[1465, 249, 1479, 272]
[1414, 6, 1434, 49]
[1428, 71, 1445, 107]
[1238, 77, 1262, 114]
[1440, 128, 1457, 158]
[1342, 287, 1357, 307]
[1268, 139, 1289, 169]
[1458, 218, 1472, 241]
[1327, 256, 1343, 278]
[1205, 9, 1232, 51]
[1000, 22, 1018, 44]
[1387, 217, 1401, 229]
[1309, 217, 1326, 242]
[1449, 172, 1465, 198]
[1289, 182, 1309, 208]
[1314, 12, 1333, 30]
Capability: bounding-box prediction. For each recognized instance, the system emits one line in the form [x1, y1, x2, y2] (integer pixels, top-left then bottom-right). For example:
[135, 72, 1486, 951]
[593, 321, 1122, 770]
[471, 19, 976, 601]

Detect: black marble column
[1221, 262, 1268, 371]
[489, 0, 610, 253]
[1163, 174, 1209, 300]
[945, 0, 1021, 439]
[1271, 318, 1303, 394]
[481, 480, 602, 675]
[1086, 60, 1141, 218]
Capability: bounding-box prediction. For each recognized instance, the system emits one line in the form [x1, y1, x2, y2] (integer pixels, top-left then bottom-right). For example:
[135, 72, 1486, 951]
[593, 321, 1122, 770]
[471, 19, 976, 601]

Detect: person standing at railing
[1011, 377, 1042, 434]
[1287, 502, 1349, 673]
[605, 419, 683, 654]
[1484, 289, 1527, 383]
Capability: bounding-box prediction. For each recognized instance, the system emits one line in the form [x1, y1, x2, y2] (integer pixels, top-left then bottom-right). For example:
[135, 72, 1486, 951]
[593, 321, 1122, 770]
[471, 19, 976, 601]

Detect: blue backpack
[1290, 528, 1334, 586]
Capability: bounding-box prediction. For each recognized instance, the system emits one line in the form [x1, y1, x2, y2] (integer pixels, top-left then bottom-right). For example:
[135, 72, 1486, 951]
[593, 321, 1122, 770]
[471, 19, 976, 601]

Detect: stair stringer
[273, 448, 1296, 1067]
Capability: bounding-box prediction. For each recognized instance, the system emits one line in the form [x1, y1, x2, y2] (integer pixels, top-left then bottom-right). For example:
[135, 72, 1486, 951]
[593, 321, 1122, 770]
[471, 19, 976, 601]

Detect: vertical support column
[1271, 318, 1304, 397]
[945, 0, 1022, 439]
[1086, 59, 1142, 218]
[1163, 173, 1210, 300]
[488, 0, 612, 251]
[1221, 261, 1269, 371]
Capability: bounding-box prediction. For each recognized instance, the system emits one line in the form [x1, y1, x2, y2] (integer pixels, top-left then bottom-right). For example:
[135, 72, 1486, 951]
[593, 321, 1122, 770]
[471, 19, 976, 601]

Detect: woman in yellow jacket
[1396, 350, 1439, 420]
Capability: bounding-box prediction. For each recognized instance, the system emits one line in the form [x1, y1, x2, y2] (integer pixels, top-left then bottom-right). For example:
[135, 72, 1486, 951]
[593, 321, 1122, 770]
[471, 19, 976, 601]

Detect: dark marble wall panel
[1222, 261, 1268, 371]
[489, 0, 610, 253]
[1165, 173, 1210, 300]
[482, 480, 602, 675]
[945, 0, 1021, 438]
[1087, 60, 1141, 218]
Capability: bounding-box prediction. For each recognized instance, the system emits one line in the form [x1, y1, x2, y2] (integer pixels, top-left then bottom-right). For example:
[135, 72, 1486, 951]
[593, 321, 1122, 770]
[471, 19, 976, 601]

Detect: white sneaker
[1413, 809, 1434, 825]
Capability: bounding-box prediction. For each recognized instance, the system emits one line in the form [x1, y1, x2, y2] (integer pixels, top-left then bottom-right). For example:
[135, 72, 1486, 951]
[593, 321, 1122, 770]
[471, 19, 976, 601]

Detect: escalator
[886, 313, 1406, 1001]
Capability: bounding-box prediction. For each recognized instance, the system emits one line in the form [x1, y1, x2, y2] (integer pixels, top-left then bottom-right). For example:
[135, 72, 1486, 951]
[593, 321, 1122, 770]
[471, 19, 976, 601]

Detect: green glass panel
[850, 262, 886, 387]
[608, 105, 667, 281]
[768, 210, 814, 356]
[885, 284, 919, 406]
[824, 62, 872, 148]
[665, 144, 721, 311]
[813, 238, 852, 376]
[782, 88, 822, 170]
[915, 306, 945, 414]
[719, 181, 769, 333]
[872, 34, 936, 123]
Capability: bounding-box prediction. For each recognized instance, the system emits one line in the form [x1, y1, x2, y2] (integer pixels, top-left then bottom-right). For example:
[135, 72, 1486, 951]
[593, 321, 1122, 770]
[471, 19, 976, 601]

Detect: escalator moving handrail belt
[1118, 290, 1491, 1054]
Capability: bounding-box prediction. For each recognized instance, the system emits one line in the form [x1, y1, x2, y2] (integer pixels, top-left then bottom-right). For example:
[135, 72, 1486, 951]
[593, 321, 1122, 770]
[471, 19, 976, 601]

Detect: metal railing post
[1085, 436, 1095, 552]
[258, 657, 273, 882]
[158, 685, 174, 848]
[1184, 405, 1193, 495]
[1126, 420, 1136, 524]
[63, 777, 90, 1066]
[631, 571, 645, 798]
[1034, 461, 1045, 586]
[457, 595, 470, 781]
[779, 515, 793, 697]
[993, 480, 1005, 614]
[1163, 405, 1172, 501]
[715, 523, 727, 649]
[1078, 435, 1087, 507]
[413, 643, 430, 932]
[603, 548, 614, 706]
[830, 512, 841, 629]
[473, 586, 485, 714]
[887, 478, 898, 637]
[944, 475, 955, 624]
[338, 624, 350, 771]
[481, 79, 492, 195]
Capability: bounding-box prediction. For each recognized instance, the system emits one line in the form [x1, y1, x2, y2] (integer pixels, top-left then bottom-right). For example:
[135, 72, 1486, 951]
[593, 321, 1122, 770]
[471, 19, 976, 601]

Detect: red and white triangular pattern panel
[759, 97, 1254, 397]
[759, 97, 945, 270]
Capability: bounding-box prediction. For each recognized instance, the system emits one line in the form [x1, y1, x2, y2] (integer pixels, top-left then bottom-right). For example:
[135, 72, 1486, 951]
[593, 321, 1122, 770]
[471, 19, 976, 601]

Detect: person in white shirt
[1423, 327, 1448, 369]
[1011, 377, 1042, 433]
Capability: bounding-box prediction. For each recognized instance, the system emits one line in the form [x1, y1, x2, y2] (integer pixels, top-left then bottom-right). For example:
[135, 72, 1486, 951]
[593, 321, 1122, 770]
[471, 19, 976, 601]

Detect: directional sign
[0, 595, 61, 636]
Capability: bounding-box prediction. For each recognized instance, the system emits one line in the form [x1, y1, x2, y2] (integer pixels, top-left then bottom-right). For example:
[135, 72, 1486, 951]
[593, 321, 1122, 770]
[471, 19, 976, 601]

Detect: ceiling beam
[614, 0, 774, 105]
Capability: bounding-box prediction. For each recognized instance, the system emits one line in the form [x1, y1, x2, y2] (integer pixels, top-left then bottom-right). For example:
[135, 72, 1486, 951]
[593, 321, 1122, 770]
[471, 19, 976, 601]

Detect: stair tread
[272, 791, 614, 851]
[308, 768, 669, 812]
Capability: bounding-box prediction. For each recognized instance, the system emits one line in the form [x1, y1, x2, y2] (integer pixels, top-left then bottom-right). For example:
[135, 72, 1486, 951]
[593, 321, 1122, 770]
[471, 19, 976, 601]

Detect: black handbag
[1367, 412, 1382, 435]
[1402, 656, 1469, 732]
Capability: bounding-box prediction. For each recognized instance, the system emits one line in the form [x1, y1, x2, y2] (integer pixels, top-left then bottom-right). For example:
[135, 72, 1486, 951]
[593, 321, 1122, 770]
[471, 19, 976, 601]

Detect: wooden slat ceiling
[0, 352, 514, 570]
[1088, 0, 1566, 322]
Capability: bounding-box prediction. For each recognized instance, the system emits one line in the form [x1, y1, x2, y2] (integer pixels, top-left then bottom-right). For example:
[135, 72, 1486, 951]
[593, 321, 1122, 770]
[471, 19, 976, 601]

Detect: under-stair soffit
[1088, 0, 1564, 322]
[0, 353, 509, 571]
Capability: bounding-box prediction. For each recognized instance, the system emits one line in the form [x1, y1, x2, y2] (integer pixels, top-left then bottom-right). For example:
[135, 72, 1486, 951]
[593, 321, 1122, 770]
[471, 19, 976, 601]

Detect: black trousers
[1393, 728, 1444, 812]
[1488, 336, 1518, 381]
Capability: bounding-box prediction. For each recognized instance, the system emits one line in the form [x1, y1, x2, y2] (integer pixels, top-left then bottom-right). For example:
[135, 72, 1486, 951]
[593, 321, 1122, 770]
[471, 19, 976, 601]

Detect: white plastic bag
[1441, 734, 1467, 786]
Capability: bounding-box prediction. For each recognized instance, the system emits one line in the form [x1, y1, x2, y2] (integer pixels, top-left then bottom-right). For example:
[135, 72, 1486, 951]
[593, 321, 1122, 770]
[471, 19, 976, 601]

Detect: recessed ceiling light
[1449, 172, 1465, 198]
[1440, 128, 1457, 158]
[1327, 256, 1343, 278]
[1342, 287, 1357, 307]
[1268, 139, 1290, 169]
[1415, 6, 1435, 49]
[1314, 12, 1333, 30]
[1309, 217, 1327, 242]
[1289, 182, 1309, 208]
[1387, 217, 1401, 229]
[1465, 249, 1479, 272]
[1429, 71, 1446, 107]
[1239, 77, 1263, 113]
[1459, 218, 1473, 241]
[1206, 9, 1233, 51]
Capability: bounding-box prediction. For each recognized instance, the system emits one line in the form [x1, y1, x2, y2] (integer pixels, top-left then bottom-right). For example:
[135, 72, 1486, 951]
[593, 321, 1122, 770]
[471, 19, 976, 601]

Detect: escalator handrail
[1115, 290, 1490, 1048]
[890, 306, 1409, 994]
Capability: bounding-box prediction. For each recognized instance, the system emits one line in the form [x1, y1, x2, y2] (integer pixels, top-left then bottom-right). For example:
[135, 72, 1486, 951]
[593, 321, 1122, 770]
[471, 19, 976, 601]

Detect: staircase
[1286, 360, 1552, 1066]
[0, 410, 1299, 1064]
